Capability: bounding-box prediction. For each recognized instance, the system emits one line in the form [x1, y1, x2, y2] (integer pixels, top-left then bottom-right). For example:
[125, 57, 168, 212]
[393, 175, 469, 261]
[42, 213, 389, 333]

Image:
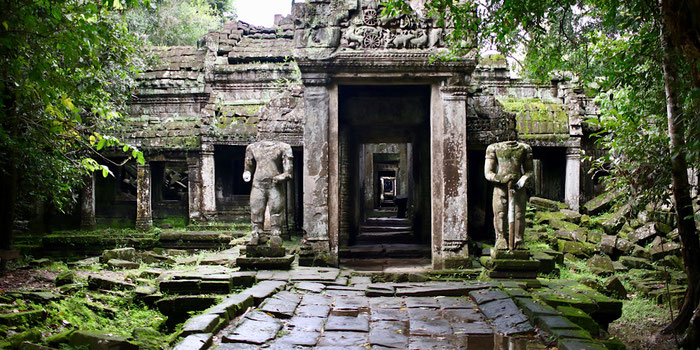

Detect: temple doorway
[337, 85, 432, 268]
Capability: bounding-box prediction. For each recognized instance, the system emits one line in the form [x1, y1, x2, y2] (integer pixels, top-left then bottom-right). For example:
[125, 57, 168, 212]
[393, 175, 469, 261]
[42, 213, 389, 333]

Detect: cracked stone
[325, 314, 370, 332]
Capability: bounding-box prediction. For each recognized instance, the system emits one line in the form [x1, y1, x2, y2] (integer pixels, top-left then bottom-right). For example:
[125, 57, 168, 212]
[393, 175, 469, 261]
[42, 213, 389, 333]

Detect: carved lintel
[302, 73, 331, 86]
[440, 85, 470, 99]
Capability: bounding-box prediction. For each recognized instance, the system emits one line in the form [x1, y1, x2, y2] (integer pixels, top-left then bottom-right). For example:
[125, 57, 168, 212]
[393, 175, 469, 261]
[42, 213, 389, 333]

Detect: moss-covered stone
[54, 271, 76, 287]
[557, 305, 600, 336]
[0, 309, 46, 326]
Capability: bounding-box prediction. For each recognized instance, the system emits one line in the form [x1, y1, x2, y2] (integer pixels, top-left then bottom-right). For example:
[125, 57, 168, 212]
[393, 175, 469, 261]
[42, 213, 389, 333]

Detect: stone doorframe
[298, 55, 476, 269]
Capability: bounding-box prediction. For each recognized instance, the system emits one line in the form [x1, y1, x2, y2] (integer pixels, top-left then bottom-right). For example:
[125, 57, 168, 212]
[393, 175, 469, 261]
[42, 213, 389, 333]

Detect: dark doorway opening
[338, 84, 432, 268]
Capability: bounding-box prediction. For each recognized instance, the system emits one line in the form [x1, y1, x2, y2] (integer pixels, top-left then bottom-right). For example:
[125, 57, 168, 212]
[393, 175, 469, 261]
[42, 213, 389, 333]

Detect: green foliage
[124, 0, 230, 46]
[0, 0, 147, 216]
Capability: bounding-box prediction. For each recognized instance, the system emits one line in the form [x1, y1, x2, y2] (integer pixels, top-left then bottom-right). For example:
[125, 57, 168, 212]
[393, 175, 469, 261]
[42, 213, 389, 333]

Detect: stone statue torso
[486, 141, 531, 178]
[246, 141, 293, 186]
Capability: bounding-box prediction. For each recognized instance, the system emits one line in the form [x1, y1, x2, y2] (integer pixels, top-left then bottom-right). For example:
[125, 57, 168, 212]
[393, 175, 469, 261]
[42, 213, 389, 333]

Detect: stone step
[365, 217, 411, 226]
[339, 244, 430, 259]
[355, 232, 415, 244]
[359, 225, 412, 232]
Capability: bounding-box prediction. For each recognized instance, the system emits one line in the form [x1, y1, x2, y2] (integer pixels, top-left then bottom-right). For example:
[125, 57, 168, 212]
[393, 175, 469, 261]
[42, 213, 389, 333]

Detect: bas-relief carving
[243, 140, 294, 247]
[295, 0, 447, 51]
[484, 141, 534, 251]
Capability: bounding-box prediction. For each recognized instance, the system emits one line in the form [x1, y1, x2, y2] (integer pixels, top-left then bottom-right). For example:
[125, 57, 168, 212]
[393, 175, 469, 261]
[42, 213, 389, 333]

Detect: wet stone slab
[405, 296, 440, 308]
[285, 316, 326, 332]
[409, 318, 452, 336]
[324, 314, 370, 332]
[479, 298, 521, 319]
[294, 303, 330, 318]
[437, 296, 475, 309]
[223, 318, 282, 344]
[271, 330, 320, 346]
[452, 321, 495, 335]
[370, 307, 409, 321]
[295, 281, 325, 293]
[317, 331, 369, 347]
[259, 291, 301, 318]
[470, 288, 510, 305]
[369, 329, 409, 348]
[369, 297, 405, 309]
[299, 294, 332, 306]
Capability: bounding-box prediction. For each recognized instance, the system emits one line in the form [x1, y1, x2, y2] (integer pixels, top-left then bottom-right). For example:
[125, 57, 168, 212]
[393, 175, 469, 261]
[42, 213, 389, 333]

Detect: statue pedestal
[236, 233, 294, 270]
[485, 249, 540, 279]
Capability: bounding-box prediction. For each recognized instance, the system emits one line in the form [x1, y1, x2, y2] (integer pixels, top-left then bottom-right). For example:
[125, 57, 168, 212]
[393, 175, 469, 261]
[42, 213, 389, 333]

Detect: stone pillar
[80, 173, 96, 230]
[200, 145, 217, 220]
[300, 73, 333, 265]
[398, 143, 408, 196]
[431, 85, 470, 269]
[187, 154, 203, 222]
[136, 163, 152, 230]
[565, 147, 581, 211]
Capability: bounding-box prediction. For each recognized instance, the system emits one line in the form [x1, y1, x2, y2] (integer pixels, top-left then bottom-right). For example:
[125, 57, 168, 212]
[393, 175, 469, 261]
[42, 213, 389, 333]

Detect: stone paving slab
[317, 331, 369, 347]
[294, 303, 330, 318]
[182, 314, 219, 335]
[409, 318, 452, 336]
[223, 318, 282, 344]
[295, 281, 325, 293]
[325, 314, 370, 332]
[370, 307, 408, 321]
[299, 294, 332, 306]
[436, 296, 475, 309]
[289, 268, 340, 282]
[259, 291, 301, 318]
[469, 288, 509, 305]
[285, 316, 325, 332]
[369, 329, 408, 348]
[241, 280, 286, 304]
[405, 296, 440, 308]
[173, 333, 212, 350]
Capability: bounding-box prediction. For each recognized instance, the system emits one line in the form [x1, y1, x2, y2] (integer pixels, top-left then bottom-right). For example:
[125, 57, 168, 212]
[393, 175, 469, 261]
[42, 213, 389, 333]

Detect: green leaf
[2, 21, 7, 30]
[96, 138, 107, 150]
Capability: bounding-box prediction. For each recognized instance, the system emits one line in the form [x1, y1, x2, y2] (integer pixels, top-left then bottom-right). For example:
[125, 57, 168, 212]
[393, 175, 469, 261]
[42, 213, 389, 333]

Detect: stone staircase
[340, 212, 430, 259]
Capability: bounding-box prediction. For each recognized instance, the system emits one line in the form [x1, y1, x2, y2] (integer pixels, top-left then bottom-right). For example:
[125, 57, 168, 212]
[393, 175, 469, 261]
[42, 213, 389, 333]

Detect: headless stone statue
[243, 140, 293, 247]
[484, 141, 534, 251]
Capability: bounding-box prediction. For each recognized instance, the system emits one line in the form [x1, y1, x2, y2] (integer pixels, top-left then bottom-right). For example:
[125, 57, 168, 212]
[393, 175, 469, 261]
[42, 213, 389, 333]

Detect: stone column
[187, 154, 203, 221]
[431, 85, 470, 269]
[398, 143, 408, 196]
[136, 163, 152, 230]
[565, 147, 581, 211]
[300, 73, 333, 265]
[200, 145, 217, 220]
[80, 173, 96, 230]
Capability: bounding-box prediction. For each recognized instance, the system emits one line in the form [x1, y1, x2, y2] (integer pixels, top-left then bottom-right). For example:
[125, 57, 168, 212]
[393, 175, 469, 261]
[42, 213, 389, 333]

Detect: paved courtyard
[186, 268, 550, 350]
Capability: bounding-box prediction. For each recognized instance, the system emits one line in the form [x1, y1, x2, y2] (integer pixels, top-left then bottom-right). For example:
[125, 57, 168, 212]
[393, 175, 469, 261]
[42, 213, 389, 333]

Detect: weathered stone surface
[650, 241, 681, 260]
[156, 296, 218, 316]
[0, 309, 45, 326]
[287, 316, 325, 332]
[602, 204, 632, 234]
[558, 240, 593, 258]
[560, 209, 582, 224]
[604, 276, 627, 300]
[437, 297, 474, 309]
[223, 317, 282, 344]
[370, 308, 409, 322]
[324, 314, 369, 332]
[586, 255, 614, 275]
[107, 258, 140, 269]
[69, 330, 138, 350]
[100, 247, 136, 263]
[582, 192, 616, 215]
[396, 283, 472, 297]
[245, 244, 286, 257]
[273, 330, 320, 346]
[536, 315, 580, 333]
[615, 237, 634, 253]
[230, 271, 257, 287]
[450, 321, 494, 335]
[242, 280, 287, 304]
[296, 281, 325, 293]
[260, 291, 301, 318]
[54, 271, 76, 287]
[619, 256, 653, 269]
[173, 333, 212, 350]
[405, 297, 440, 308]
[479, 298, 520, 319]
[628, 222, 659, 245]
[159, 279, 200, 294]
[514, 298, 560, 319]
[236, 255, 294, 270]
[470, 289, 509, 305]
[369, 329, 408, 348]
[530, 197, 563, 211]
[558, 339, 607, 350]
[87, 275, 136, 291]
[207, 294, 254, 319]
[295, 303, 330, 318]
[182, 314, 220, 335]
[409, 318, 452, 336]
[557, 305, 600, 336]
[598, 235, 617, 255]
[317, 331, 369, 347]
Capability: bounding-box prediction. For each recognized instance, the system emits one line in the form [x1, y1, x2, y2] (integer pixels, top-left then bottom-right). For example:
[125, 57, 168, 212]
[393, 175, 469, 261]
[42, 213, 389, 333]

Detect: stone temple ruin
[84, 0, 601, 269]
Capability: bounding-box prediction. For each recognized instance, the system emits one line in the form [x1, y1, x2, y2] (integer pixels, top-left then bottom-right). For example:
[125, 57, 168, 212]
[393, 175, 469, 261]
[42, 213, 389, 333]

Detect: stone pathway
[204, 271, 546, 350]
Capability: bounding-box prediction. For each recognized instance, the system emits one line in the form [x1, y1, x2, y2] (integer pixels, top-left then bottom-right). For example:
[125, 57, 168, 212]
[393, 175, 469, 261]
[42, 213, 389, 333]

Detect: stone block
[159, 279, 200, 294]
[491, 259, 540, 271]
[558, 339, 607, 350]
[87, 275, 136, 291]
[200, 281, 231, 294]
[245, 244, 286, 257]
[173, 333, 212, 350]
[230, 271, 257, 287]
[650, 241, 681, 260]
[558, 240, 593, 258]
[182, 314, 220, 335]
[107, 259, 140, 269]
[602, 204, 632, 234]
[223, 318, 282, 345]
[582, 192, 616, 215]
[556, 305, 600, 336]
[619, 256, 653, 269]
[603, 276, 627, 300]
[514, 298, 560, 319]
[628, 222, 659, 245]
[69, 330, 138, 350]
[156, 296, 218, 317]
[242, 280, 287, 304]
[259, 291, 301, 318]
[100, 247, 136, 263]
[54, 271, 76, 287]
[560, 209, 582, 224]
[0, 309, 46, 327]
[530, 197, 564, 211]
[236, 255, 294, 270]
[532, 252, 556, 274]
[490, 250, 531, 260]
[535, 315, 580, 333]
[207, 294, 254, 320]
[586, 255, 614, 276]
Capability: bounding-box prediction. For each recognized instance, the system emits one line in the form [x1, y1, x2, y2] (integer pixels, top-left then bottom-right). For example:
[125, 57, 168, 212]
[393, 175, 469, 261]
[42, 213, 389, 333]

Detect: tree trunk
[659, 0, 700, 342]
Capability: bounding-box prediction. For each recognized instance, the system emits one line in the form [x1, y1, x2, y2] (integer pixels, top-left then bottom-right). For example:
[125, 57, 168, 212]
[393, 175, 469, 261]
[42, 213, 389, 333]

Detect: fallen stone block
[530, 197, 564, 211]
[87, 275, 136, 291]
[628, 222, 659, 245]
[156, 295, 218, 317]
[159, 279, 200, 295]
[241, 280, 287, 304]
[107, 259, 140, 269]
[100, 247, 136, 263]
[236, 255, 294, 270]
[582, 192, 616, 216]
[54, 271, 76, 287]
[603, 276, 627, 300]
[586, 255, 614, 276]
[0, 309, 46, 327]
[206, 294, 254, 320]
[619, 256, 653, 269]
